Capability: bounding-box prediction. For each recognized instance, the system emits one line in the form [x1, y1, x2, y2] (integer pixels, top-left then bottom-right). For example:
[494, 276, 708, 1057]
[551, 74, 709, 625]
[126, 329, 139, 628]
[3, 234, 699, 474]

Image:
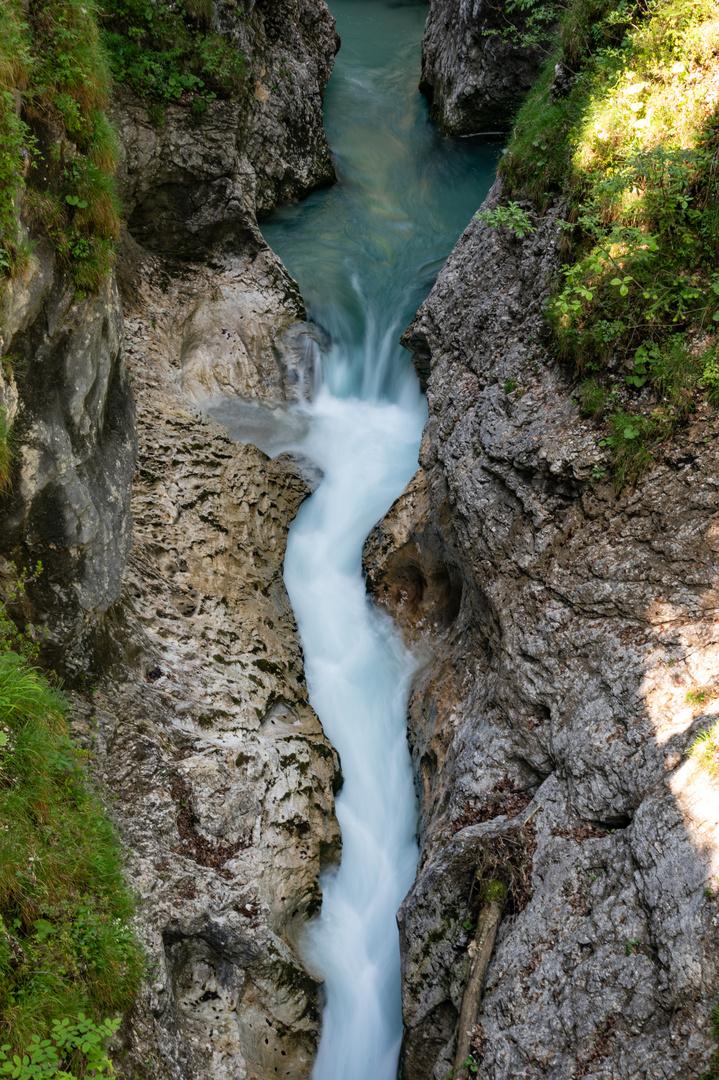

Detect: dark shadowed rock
[419, 0, 553, 134]
[112, 0, 338, 258]
[0, 244, 136, 669]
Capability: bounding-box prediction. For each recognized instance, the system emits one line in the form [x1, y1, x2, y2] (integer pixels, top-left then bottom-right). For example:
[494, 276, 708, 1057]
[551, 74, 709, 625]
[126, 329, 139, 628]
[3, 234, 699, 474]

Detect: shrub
[0, 1013, 119, 1079]
[0, 0, 121, 293]
[99, 0, 247, 111]
[475, 201, 537, 238]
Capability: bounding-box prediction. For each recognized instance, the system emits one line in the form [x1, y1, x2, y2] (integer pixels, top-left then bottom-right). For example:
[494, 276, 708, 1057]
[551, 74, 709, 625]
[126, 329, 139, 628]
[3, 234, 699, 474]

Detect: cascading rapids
[222, 1, 501, 1076]
[283, 385, 424, 1080]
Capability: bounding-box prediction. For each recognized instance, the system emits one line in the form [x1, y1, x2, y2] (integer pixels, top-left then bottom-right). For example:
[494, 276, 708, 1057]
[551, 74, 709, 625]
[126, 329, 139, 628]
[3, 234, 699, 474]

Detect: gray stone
[419, 0, 553, 133]
[366, 177, 719, 1079]
[0, 245, 136, 667]
[112, 0, 338, 257]
[68, 259, 340, 1080]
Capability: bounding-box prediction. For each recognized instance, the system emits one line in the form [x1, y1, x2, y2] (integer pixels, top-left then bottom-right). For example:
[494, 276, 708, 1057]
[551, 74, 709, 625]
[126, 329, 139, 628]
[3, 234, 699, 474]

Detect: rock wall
[419, 0, 551, 133]
[365, 179, 719, 1079]
[112, 0, 338, 258]
[0, 0, 338, 661]
[0, 242, 136, 669]
[66, 254, 339, 1080]
[0, 0, 341, 1074]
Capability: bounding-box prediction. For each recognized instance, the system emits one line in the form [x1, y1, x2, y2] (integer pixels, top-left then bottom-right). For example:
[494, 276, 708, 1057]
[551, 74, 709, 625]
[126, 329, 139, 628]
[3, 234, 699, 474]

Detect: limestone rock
[366, 178, 719, 1079]
[0, 246, 136, 666]
[419, 0, 552, 133]
[0, 1, 342, 1073]
[111, 0, 338, 258]
[69, 261, 340, 1080]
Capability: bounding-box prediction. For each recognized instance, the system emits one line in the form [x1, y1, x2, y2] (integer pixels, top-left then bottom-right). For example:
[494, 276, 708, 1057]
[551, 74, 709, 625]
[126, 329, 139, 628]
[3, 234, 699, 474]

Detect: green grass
[0, 596, 143, 1066]
[687, 686, 714, 705]
[689, 718, 719, 773]
[0, 0, 248, 296]
[0, 0, 121, 294]
[495, 0, 719, 488]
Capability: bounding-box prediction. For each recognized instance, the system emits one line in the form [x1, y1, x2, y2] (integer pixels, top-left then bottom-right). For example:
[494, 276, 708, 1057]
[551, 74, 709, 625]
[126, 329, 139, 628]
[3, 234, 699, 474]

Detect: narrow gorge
[1, 0, 718, 1078]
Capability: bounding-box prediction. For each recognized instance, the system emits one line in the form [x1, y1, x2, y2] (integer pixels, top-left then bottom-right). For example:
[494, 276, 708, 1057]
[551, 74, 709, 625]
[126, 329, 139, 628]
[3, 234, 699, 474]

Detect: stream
[221, 1, 499, 1075]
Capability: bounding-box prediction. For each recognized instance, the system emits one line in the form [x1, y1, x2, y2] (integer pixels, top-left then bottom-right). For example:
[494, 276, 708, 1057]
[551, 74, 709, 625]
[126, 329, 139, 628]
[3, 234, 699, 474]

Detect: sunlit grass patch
[689, 717, 719, 773]
[496, 0, 719, 488]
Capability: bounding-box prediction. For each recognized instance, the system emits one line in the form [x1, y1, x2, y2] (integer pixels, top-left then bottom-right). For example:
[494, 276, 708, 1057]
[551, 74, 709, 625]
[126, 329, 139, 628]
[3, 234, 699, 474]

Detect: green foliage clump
[0, 0, 121, 293]
[0, 1014, 119, 1079]
[497, 0, 719, 487]
[0, 589, 143, 1062]
[475, 201, 537, 238]
[483, 0, 564, 53]
[689, 718, 719, 774]
[100, 0, 247, 117]
[584, 333, 712, 486]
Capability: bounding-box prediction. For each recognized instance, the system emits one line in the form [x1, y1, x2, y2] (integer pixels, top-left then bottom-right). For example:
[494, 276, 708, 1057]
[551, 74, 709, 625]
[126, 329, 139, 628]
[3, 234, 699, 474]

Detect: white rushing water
[284, 381, 424, 1080]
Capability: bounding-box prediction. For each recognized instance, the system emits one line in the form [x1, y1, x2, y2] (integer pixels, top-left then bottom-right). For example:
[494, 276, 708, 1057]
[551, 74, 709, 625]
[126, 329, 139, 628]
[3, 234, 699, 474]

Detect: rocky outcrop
[64, 254, 340, 1080]
[0, 242, 136, 668]
[419, 0, 551, 133]
[365, 178, 719, 1079]
[112, 0, 338, 258]
[0, 0, 339, 662]
[0, 0, 341, 1071]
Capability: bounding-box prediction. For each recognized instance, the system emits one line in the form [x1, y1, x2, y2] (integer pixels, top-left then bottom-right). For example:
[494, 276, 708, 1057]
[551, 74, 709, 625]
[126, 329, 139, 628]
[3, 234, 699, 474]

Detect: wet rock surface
[366, 178, 719, 1079]
[69, 259, 340, 1080]
[419, 0, 551, 133]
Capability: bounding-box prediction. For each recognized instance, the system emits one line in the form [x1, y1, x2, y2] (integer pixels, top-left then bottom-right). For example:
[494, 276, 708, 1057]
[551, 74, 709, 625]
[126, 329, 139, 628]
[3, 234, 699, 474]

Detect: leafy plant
[0, 1014, 119, 1079]
[476, 201, 537, 239]
[498, 0, 719, 487]
[0, 0, 122, 291]
[99, 0, 247, 112]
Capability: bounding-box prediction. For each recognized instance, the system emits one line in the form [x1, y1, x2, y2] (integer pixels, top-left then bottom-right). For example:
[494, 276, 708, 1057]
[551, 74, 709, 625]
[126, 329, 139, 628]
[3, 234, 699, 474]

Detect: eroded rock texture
[365, 179, 719, 1079]
[0, 1, 341, 1073]
[419, 0, 551, 133]
[112, 0, 338, 257]
[67, 258, 340, 1080]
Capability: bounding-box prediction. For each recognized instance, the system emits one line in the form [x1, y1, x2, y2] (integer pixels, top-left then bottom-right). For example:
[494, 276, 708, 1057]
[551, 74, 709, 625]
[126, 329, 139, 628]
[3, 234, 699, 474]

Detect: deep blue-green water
[262, 0, 500, 400]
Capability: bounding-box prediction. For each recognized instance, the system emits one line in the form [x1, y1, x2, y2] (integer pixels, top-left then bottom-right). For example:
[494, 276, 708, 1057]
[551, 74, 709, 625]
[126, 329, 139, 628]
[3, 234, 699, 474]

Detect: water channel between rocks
[211, 1, 499, 1075]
